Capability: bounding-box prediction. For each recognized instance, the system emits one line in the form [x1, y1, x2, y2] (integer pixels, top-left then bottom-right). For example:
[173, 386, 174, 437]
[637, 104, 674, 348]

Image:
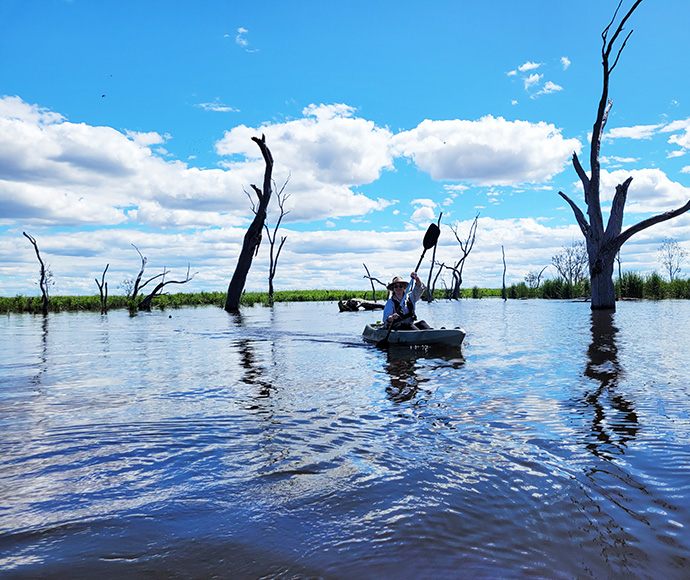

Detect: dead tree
[264, 179, 289, 305]
[445, 213, 480, 299]
[95, 264, 109, 314]
[501, 245, 507, 301]
[558, 0, 690, 310]
[125, 245, 195, 311]
[362, 263, 388, 302]
[129, 244, 148, 302]
[225, 135, 274, 312]
[23, 232, 50, 315]
[139, 265, 196, 311]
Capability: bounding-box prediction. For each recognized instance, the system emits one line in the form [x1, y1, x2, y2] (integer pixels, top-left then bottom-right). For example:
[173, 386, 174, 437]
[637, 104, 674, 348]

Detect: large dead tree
[558, 0, 690, 310]
[225, 135, 274, 312]
[23, 232, 50, 315]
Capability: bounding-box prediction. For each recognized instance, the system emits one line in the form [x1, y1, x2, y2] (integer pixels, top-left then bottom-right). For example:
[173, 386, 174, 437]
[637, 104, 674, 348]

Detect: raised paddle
[376, 223, 440, 348]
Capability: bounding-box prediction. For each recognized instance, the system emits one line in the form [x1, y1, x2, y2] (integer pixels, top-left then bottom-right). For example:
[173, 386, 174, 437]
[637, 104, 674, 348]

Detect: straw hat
[387, 276, 407, 291]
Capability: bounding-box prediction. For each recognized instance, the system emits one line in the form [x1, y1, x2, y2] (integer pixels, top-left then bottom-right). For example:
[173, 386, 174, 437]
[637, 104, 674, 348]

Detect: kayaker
[382, 273, 431, 330]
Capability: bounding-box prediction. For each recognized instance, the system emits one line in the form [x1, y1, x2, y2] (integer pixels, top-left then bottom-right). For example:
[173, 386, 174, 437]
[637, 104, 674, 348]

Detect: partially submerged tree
[435, 213, 479, 300]
[558, 0, 690, 310]
[95, 264, 109, 314]
[551, 241, 589, 286]
[263, 179, 290, 305]
[362, 263, 388, 302]
[225, 135, 274, 312]
[658, 237, 687, 282]
[23, 232, 51, 315]
[138, 264, 197, 311]
[124, 244, 196, 311]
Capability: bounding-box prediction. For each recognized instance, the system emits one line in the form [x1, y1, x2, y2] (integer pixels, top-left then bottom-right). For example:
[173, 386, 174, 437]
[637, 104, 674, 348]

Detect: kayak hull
[362, 324, 465, 347]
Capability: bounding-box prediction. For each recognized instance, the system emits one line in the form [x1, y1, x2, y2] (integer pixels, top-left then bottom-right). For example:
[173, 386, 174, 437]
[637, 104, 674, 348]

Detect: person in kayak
[382, 273, 431, 330]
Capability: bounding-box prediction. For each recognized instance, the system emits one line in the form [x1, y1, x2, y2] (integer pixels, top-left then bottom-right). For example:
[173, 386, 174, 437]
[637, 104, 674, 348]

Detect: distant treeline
[507, 271, 690, 300]
[2, 272, 689, 314]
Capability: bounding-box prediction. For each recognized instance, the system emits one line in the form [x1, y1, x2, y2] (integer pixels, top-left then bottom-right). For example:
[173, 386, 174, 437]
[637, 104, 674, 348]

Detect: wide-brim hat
[387, 276, 407, 291]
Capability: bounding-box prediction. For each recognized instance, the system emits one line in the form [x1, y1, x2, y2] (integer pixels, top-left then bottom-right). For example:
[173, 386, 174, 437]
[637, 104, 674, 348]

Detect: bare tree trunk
[23, 232, 49, 315]
[265, 182, 289, 306]
[96, 264, 109, 314]
[558, 0, 690, 310]
[501, 245, 507, 301]
[225, 135, 274, 312]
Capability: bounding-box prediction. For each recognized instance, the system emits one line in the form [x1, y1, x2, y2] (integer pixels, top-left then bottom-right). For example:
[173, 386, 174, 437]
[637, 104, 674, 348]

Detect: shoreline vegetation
[2, 271, 690, 314]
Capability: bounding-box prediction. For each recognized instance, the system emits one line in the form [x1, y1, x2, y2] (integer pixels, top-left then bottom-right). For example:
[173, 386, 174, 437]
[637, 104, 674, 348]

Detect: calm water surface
[1, 299, 689, 579]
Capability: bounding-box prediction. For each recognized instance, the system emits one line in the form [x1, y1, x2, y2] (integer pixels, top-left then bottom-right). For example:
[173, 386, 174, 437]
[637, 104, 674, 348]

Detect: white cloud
[235, 27, 258, 52]
[519, 61, 542, 72]
[391, 115, 581, 186]
[535, 81, 563, 96]
[561, 57, 571, 70]
[215, 103, 396, 222]
[524, 73, 542, 90]
[196, 99, 239, 113]
[606, 124, 665, 140]
[600, 168, 690, 214]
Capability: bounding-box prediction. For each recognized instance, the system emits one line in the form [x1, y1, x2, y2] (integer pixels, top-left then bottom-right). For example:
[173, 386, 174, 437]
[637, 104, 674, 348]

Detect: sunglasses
[393, 283, 407, 289]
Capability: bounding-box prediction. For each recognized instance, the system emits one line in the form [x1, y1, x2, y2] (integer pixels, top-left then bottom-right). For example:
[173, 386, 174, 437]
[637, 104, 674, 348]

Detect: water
[1, 299, 689, 579]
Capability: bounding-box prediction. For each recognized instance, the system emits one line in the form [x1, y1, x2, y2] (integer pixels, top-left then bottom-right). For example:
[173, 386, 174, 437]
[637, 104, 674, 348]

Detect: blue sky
[2, 0, 690, 296]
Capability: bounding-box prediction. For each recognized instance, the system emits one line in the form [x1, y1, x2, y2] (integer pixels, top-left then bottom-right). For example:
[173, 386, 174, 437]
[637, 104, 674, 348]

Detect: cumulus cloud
[524, 73, 542, 90]
[519, 61, 542, 72]
[214, 103, 396, 222]
[535, 81, 563, 97]
[600, 168, 690, 214]
[391, 115, 581, 186]
[561, 57, 571, 70]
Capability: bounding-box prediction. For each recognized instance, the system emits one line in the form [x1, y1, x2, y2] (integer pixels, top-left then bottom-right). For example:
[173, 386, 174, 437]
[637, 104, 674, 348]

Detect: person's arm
[409, 272, 425, 303]
[382, 300, 395, 322]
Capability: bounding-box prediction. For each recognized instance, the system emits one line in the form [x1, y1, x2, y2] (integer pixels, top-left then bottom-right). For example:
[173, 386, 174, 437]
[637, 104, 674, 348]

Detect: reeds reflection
[581, 310, 639, 458]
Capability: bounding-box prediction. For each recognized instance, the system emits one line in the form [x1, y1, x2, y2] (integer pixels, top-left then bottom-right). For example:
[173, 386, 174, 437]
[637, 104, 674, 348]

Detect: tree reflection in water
[581, 310, 639, 458]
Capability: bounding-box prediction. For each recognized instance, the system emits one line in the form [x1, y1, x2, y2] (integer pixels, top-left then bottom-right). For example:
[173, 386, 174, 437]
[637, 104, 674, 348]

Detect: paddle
[376, 223, 440, 348]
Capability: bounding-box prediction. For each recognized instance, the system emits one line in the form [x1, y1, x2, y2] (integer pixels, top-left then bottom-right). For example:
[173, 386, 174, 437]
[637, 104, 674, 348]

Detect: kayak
[362, 324, 466, 347]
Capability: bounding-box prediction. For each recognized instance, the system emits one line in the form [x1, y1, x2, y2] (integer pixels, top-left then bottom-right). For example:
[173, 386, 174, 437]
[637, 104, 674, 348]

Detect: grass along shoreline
[0, 288, 504, 314]
[2, 272, 689, 314]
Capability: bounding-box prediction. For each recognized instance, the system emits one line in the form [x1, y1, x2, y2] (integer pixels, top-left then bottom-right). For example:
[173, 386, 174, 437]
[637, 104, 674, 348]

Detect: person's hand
[411, 271, 422, 286]
[388, 313, 400, 323]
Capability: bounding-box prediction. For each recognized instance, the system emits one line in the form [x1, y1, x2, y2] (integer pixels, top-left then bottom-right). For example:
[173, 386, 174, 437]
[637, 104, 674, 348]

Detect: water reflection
[384, 346, 464, 403]
[581, 310, 639, 458]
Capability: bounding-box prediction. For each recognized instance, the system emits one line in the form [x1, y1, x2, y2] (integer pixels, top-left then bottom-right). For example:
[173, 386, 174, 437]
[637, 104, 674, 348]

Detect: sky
[2, 0, 690, 297]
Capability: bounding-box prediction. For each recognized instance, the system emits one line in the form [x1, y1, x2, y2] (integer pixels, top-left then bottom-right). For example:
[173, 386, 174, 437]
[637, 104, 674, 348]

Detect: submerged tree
[263, 179, 290, 305]
[23, 232, 51, 315]
[95, 264, 109, 314]
[435, 213, 479, 300]
[558, 0, 690, 310]
[124, 244, 195, 311]
[225, 135, 274, 312]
